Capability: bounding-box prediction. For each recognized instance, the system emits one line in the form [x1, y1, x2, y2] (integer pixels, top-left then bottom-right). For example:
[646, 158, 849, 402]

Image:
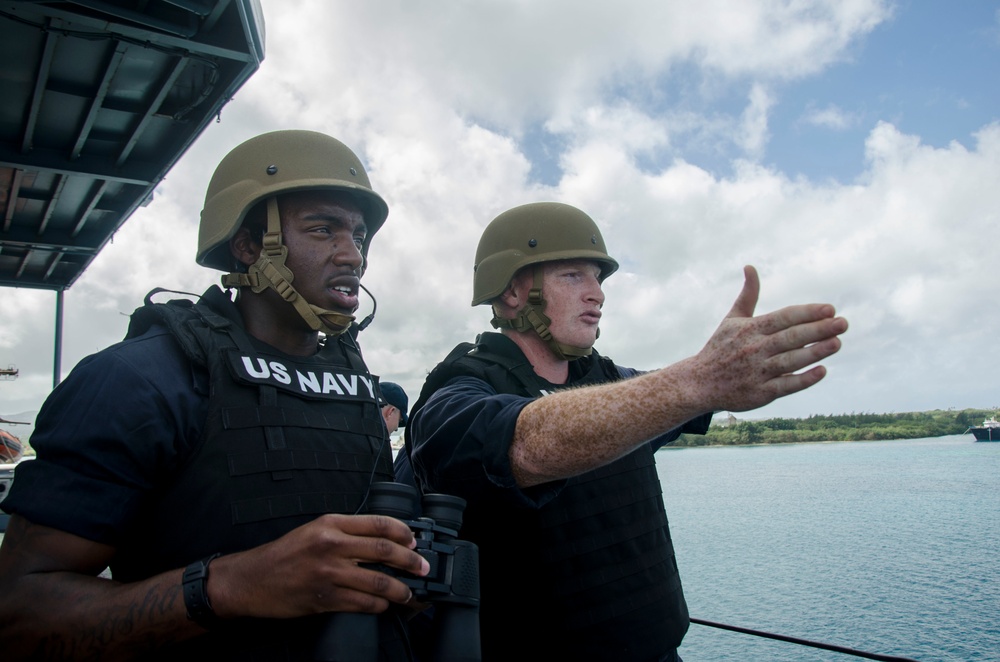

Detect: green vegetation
[672, 408, 995, 447]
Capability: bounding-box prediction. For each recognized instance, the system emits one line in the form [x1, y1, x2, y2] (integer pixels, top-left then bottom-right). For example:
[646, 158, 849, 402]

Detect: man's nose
[335, 238, 364, 270]
[587, 276, 605, 306]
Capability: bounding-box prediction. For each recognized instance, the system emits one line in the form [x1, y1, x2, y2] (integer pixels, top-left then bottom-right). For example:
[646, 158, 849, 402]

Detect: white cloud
[737, 84, 775, 156]
[802, 103, 856, 129]
[8, 0, 1000, 430]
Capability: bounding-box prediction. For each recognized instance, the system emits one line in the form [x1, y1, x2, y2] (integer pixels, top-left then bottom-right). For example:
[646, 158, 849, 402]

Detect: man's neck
[503, 330, 569, 385]
[236, 291, 321, 356]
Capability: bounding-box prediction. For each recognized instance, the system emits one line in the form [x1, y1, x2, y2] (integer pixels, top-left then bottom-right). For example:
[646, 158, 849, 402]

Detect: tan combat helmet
[198, 130, 388, 336]
[472, 202, 619, 359]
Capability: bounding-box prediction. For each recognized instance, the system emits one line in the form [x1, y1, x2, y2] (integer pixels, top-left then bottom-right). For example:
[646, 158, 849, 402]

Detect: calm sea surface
[659, 435, 1000, 662]
[3, 436, 995, 660]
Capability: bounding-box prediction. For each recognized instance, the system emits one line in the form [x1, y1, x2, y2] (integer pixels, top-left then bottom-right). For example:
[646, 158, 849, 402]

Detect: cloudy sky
[2, 0, 999, 430]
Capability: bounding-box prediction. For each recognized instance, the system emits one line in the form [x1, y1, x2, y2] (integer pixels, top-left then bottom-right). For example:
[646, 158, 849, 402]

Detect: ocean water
[659, 435, 1000, 662]
[4, 436, 994, 660]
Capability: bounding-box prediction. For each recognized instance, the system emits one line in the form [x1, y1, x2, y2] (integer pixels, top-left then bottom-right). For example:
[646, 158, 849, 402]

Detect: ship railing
[691, 617, 921, 661]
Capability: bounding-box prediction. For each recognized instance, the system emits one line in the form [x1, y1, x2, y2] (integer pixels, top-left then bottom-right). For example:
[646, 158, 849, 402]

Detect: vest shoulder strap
[418, 333, 543, 405]
[124, 287, 243, 366]
[325, 328, 371, 375]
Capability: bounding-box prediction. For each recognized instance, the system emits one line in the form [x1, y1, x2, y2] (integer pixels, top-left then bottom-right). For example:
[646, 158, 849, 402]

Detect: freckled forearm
[509, 358, 711, 487]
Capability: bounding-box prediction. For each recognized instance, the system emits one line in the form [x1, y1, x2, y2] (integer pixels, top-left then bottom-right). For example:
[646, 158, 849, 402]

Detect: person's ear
[498, 280, 521, 308]
[230, 227, 261, 268]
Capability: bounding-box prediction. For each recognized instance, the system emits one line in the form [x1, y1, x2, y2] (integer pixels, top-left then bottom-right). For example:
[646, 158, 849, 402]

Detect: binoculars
[315, 481, 481, 662]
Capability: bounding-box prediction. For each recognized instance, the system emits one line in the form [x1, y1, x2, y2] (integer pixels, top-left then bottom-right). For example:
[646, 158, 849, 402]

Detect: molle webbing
[223, 386, 385, 487]
[536, 450, 679, 630]
[117, 288, 391, 578]
[559, 569, 682, 631]
[227, 445, 384, 478]
[222, 404, 384, 438]
[409, 332, 683, 641]
[232, 489, 376, 526]
[536, 453, 665, 536]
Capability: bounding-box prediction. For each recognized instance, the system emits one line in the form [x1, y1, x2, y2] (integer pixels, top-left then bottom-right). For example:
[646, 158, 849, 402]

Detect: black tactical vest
[405, 332, 689, 661]
[117, 287, 400, 661]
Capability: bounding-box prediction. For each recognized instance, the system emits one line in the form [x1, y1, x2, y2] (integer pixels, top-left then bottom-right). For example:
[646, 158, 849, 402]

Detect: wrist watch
[182, 553, 222, 628]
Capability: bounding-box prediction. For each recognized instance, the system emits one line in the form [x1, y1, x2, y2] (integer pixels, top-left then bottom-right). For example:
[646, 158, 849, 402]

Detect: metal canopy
[0, 0, 264, 291]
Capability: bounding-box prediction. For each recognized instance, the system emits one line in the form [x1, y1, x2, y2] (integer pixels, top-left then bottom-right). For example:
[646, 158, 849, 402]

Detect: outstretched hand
[692, 265, 848, 413]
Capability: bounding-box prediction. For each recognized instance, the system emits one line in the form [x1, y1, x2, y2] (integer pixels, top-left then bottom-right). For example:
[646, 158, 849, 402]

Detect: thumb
[726, 265, 760, 319]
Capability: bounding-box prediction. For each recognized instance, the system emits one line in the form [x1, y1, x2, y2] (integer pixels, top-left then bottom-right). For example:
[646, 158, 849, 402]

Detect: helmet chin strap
[490, 265, 593, 361]
[222, 197, 356, 336]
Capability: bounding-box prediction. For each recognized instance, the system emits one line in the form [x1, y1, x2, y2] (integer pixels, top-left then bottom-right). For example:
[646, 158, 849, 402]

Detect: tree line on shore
[672, 408, 996, 447]
[7, 408, 995, 454]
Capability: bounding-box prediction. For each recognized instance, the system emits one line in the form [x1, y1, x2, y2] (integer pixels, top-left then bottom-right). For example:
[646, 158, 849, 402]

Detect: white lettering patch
[227, 350, 377, 403]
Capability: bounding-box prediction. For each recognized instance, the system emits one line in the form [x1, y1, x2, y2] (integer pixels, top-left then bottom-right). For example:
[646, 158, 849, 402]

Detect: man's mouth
[326, 278, 360, 311]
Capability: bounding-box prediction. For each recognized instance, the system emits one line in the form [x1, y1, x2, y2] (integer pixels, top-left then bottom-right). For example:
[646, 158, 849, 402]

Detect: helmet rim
[197, 130, 388, 272]
[471, 201, 619, 306]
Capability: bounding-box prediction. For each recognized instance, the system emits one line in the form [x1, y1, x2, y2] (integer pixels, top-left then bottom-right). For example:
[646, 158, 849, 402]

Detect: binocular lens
[421, 494, 466, 532]
[367, 482, 419, 519]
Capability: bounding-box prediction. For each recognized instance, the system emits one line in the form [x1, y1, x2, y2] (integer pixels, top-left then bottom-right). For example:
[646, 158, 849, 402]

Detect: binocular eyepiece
[367, 481, 465, 533]
[314, 482, 481, 662]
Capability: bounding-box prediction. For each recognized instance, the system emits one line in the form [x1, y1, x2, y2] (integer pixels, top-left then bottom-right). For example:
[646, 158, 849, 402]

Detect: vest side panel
[424, 333, 688, 660]
[112, 306, 393, 580]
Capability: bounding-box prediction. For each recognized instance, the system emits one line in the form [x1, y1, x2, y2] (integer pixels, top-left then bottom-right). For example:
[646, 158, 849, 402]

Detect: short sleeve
[1, 328, 206, 543]
[408, 376, 564, 509]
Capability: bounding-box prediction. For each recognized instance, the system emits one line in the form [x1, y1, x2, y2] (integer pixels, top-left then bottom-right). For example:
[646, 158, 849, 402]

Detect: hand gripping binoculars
[315, 481, 481, 662]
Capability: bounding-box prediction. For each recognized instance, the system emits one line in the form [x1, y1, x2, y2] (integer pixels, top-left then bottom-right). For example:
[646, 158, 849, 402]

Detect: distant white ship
[968, 416, 1000, 442]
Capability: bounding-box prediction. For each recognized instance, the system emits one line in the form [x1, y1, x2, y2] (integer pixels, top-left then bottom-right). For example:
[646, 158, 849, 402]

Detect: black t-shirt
[3, 325, 208, 542]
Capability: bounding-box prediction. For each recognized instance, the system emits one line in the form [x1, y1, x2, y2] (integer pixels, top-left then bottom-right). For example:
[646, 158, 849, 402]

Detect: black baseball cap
[379, 382, 409, 426]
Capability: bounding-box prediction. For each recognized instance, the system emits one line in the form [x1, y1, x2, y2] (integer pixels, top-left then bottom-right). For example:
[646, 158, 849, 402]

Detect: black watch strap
[182, 553, 222, 629]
